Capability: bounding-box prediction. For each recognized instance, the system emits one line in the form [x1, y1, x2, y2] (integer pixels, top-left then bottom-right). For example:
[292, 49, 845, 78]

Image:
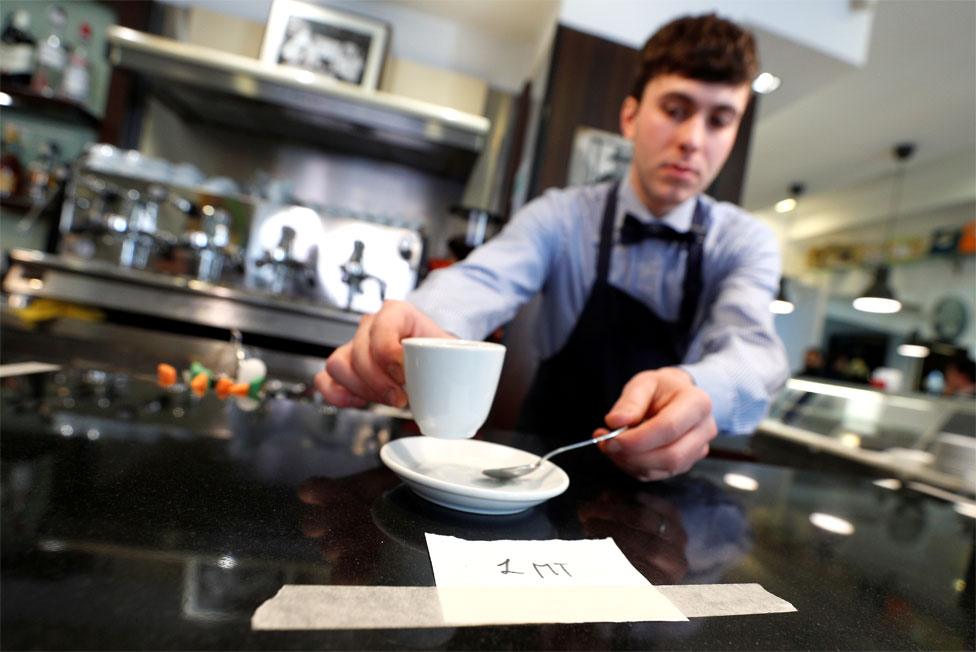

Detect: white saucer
[379, 437, 570, 515]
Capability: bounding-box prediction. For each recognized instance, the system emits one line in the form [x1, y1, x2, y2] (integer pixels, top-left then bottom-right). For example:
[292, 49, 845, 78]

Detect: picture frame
[260, 0, 390, 90]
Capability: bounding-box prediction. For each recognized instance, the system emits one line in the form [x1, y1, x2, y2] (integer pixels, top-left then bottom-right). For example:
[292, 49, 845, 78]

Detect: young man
[315, 14, 789, 481]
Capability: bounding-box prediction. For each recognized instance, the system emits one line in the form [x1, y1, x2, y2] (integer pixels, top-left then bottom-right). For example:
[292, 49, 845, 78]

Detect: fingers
[350, 314, 406, 407]
[369, 303, 440, 385]
[323, 345, 380, 405]
[611, 386, 713, 456]
[605, 367, 696, 429]
[368, 309, 420, 386]
[606, 422, 715, 481]
[314, 300, 451, 408]
[594, 368, 717, 480]
[315, 351, 368, 409]
[605, 372, 663, 429]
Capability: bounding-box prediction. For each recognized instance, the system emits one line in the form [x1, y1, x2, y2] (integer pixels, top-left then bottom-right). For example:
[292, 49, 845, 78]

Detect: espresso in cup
[402, 338, 506, 439]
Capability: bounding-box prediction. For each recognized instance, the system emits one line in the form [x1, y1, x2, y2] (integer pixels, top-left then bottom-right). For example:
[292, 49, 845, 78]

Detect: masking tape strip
[657, 583, 796, 618]
[251, 583, 795, 630]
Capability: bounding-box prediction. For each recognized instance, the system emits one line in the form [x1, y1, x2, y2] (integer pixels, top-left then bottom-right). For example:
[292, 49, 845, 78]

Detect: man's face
[621, 74, 751, 216]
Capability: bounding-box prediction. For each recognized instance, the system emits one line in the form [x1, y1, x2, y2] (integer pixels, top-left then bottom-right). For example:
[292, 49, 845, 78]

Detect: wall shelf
[106, 26, 490, 181]
[0, 196, 35, 214]
[1, 86, 102, 130]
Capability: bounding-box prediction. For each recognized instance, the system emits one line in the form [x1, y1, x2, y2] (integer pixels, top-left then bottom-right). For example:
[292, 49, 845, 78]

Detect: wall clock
[931, 296, 968, 342]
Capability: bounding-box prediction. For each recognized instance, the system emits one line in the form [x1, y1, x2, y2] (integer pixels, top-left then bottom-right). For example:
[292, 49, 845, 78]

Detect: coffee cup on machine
[401, 338, 505, 439]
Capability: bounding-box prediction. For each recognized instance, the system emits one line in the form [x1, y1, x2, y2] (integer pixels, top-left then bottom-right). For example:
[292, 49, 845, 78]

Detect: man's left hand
[595, 367, 717, 481]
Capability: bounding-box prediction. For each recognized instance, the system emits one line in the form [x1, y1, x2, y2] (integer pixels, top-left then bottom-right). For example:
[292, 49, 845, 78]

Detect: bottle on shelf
[60, 21, 91, 103]
[0, 9, 37, 87]
[26, 140, 62, 203]
[0, 124, 25, 200]
[30, 5, 68, 98]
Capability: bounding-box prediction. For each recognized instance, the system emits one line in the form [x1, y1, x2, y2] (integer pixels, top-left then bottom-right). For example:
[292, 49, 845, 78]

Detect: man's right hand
[314, 300, 454, 409]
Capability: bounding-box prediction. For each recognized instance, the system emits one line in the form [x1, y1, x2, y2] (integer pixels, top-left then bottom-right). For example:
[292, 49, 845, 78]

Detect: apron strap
[677, 198, 708, 337]
[595, 183, 619, 283]
[599, 184, 708, 339]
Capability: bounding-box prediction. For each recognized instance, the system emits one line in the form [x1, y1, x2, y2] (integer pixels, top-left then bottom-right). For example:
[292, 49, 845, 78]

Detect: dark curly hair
[630, 13, 759, 100]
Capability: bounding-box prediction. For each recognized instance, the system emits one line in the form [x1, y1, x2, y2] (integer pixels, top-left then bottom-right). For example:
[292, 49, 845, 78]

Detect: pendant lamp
[771, 182, 804, 314]
[770, 276, 795, 314]
[852, 265, 901, 313]
[897, 330, 930, 358]
[854, 143, 914, 314]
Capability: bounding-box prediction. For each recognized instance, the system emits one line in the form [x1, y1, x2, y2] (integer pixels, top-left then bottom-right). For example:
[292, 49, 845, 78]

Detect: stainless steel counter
[3, 249, 360, 349]
[757, 377, 975, 497]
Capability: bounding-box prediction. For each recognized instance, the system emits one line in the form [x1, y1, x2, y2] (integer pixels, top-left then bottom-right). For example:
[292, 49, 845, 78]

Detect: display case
[757, 377, 975, 496]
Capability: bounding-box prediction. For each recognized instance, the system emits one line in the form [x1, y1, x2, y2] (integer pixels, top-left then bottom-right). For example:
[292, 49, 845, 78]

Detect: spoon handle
[539, 427, 627, 463]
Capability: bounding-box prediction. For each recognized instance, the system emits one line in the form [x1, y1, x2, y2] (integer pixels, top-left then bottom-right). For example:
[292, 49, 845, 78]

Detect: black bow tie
[620, 213, 698, 245]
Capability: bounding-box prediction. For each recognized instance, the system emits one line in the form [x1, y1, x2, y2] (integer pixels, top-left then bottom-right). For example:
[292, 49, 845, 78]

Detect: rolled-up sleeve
[680, 218, 790, 434]
[407, 193, 562, 340]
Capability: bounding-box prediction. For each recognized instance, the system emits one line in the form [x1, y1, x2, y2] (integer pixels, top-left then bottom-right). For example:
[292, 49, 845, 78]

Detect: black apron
[517, 184, 709, 444]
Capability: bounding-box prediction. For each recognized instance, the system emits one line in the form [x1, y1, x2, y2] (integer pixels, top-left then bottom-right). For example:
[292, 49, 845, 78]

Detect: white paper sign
[424, 533, 687, 624]
[425, 534, 652, 588]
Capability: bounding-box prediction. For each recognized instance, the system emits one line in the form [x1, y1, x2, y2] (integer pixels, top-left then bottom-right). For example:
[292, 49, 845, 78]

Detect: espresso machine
[4, 144, 426, 349]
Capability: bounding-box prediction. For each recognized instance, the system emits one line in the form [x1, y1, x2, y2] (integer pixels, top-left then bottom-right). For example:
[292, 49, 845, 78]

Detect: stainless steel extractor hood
[106, 26, 490, 180]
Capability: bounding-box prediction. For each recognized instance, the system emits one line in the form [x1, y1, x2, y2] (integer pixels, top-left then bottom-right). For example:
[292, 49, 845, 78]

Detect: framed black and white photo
[260, 0, 390, 90]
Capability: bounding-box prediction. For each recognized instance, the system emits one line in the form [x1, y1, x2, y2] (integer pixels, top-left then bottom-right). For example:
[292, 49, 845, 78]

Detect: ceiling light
[898, 344, 929, 357]
[853, 265, 902, 313]
[774, 182, 805, 213]
[770, 299, 794, 314]
[839, 433, 861, 448]
[852, 298, 902, 313]
[873, 478, 901, 490]
[854, 143, 914, 314]
[0, 92, 12, 106]
[752, 72, 781, 94]
[897, 331, 930, 358]
[294, 70, 317, 84]
[723, 473, 759, 491]
[216, 554, 238, 569]
[809, 512, 855, 535]
[774, 198, 797, 213]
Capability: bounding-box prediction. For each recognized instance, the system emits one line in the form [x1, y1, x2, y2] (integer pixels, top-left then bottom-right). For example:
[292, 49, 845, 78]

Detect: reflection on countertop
[758, 376, 976, 496]
[1, 366, 973, 650]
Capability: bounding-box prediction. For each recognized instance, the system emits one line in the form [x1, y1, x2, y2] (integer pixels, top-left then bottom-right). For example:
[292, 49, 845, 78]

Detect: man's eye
[663, 105, 688, 120]
[709, 113, 736, 128]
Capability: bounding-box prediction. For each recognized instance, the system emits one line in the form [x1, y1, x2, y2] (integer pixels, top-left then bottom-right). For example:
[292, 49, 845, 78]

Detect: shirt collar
[618, 176, 697, 232]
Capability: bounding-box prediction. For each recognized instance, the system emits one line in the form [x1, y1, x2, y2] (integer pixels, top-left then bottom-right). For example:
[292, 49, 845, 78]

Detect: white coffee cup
[402, 337, 506, 439]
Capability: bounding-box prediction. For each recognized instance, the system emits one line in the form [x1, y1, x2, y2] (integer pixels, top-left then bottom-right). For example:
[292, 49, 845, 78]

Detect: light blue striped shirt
[408, 178, 789, 434]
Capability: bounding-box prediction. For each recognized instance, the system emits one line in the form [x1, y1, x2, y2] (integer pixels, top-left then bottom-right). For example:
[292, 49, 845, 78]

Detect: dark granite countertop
[1, 367, 973, 650]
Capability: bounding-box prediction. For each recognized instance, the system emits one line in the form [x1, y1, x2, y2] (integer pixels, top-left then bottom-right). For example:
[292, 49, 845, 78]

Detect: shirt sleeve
[407, 192, 565, 339]
[680, 215, 790, 434]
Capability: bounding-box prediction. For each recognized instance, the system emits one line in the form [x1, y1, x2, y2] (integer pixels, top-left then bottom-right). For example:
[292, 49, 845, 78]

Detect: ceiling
[170, 0, 974, 239]
[743, 0, 976, 222]
[388, 0, 975, 235]
[391, 0, 559, 41]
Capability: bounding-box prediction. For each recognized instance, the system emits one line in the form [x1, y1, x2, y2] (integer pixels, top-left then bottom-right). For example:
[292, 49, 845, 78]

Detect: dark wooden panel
[529, 25, 639, 198]
[705, 93, 759, 205]
[499, 80, 532, 220]
[528, 24, 757, 207]
[97, 0, 154, 148]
